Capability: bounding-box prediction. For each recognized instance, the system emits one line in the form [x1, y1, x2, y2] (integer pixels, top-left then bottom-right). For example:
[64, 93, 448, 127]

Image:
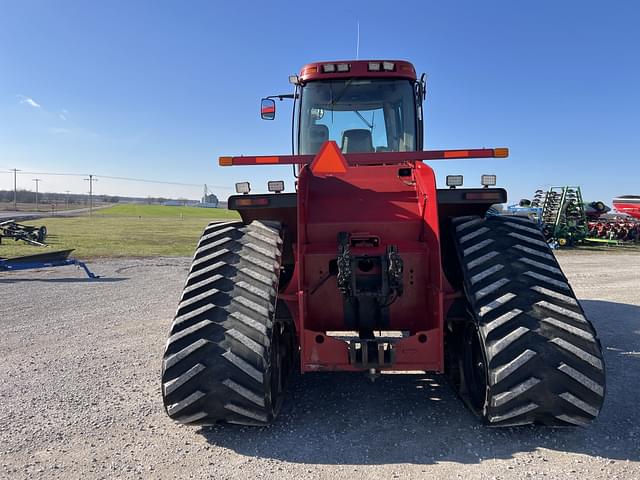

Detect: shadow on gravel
[199, 299, 640, 466]
[0, 277, 127, 283]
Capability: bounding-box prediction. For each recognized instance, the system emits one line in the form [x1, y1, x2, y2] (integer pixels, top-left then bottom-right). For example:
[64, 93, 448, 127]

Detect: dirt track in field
[1, 251, 639, 479]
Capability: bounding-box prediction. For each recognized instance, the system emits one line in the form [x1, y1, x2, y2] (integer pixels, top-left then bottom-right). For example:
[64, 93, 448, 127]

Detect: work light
[267, 180, 285, 193]
[481, 175, 497, 188]
[446, 175, 463, 189]
[235, 182, 251, 194]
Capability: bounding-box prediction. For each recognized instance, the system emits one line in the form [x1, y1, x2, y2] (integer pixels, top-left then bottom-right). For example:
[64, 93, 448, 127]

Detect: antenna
[356, 20, 360, 60]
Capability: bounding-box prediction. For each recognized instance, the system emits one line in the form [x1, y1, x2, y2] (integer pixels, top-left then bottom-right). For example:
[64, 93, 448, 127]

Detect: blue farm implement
[0, 249, 98, 278]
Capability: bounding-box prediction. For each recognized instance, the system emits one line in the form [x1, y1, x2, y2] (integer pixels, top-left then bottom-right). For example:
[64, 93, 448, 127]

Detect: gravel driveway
[1, 252, 639, 479]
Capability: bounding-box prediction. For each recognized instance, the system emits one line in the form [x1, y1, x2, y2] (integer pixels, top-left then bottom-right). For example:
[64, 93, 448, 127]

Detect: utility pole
[65, 190, 71, 209]
[33, 178, 42, 212]
[11, 168, 20, 210]
[84, 175, 97, 216]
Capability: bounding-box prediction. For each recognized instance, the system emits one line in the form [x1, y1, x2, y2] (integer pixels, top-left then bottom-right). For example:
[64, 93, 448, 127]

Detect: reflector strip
[256, 156, 279, 164]
[444, 150, 470, 158]
[219, 156, 233, 166]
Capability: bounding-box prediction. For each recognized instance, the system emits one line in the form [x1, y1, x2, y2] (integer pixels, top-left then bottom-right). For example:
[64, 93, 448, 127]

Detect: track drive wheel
[161, 220, 295, 426]
[450, 215, 606, 426]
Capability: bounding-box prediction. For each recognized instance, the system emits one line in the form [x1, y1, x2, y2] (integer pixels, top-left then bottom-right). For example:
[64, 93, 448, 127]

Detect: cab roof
[298, 60, 417, 83]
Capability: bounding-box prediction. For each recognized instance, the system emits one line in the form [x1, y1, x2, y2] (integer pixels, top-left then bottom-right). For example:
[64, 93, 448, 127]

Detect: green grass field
[0, 204, 239, 258]
[93, 203, 231, 218]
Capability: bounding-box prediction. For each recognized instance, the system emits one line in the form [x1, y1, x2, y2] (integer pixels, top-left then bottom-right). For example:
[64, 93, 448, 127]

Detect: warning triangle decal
[310, 141, 348, 174]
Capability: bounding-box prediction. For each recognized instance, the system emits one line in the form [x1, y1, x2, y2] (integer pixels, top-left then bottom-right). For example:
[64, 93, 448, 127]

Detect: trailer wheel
[161, 220, 295, 426]
[450, 215, 605, 426]
[37, 226, 47, 242]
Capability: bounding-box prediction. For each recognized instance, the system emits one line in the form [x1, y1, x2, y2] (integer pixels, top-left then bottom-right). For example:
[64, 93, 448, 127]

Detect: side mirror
[261, 98, 276, 120]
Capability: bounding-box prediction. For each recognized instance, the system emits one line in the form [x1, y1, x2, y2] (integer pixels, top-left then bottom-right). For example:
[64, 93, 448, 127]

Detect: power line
[5, 170, 228, 189]
[17, 171, 86, 177]
[99, 174, 207, 187]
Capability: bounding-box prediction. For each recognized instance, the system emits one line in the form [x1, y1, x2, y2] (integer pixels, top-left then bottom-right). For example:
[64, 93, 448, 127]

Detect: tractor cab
[297, 77, 419, 154]
[261, 60, 425, 155]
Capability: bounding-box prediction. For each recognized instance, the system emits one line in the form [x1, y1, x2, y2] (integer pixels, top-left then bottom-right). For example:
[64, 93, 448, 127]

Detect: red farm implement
[161, 60, 605, 427]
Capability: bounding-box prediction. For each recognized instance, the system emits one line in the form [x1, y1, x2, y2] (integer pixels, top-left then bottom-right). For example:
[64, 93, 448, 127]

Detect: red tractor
[161, 60, 605, 427]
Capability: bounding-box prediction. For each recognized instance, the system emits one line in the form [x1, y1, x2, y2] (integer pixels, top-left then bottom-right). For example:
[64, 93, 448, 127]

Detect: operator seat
[341, 129, 374, 153]
[305, 124, 329, 154]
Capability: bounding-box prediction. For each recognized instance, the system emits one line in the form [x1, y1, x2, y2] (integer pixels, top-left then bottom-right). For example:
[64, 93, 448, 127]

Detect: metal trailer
[0, 220, 47, 246]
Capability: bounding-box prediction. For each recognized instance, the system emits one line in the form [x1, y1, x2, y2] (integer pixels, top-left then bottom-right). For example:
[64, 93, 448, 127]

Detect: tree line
[0, 189, 120, 205]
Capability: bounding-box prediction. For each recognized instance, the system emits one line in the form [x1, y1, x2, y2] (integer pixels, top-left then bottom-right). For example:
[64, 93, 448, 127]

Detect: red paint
[298, 60, 417, 82]
[286, 161, 447, 372]
[613, 196, 640, 219]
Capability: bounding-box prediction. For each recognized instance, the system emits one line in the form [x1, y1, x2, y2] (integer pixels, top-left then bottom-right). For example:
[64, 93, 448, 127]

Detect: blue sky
[1, 0, 639, 202]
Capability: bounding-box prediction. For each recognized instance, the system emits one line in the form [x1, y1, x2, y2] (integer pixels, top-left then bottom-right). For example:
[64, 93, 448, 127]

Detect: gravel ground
[1, 251, 639, 479]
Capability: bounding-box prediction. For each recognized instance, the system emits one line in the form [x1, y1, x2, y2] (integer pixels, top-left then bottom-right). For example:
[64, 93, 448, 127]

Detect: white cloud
[59, 113, 67, 121]
[17, 94, 41, 109]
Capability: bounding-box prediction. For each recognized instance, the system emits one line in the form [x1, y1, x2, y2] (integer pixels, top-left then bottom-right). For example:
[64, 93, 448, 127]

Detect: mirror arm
[265, 93, 299, 101]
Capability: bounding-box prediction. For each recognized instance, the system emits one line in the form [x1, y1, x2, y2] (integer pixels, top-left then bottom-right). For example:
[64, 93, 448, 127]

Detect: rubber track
[161, 220, 283, 425]
[453, 215, 606, 426]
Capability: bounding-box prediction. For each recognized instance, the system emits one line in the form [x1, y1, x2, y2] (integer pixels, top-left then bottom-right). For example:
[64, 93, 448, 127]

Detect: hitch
[336, 232, 404, 333]
[349, 340, 395, 369]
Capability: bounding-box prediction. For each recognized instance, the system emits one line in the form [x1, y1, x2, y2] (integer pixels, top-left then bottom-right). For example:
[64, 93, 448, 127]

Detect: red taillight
[464, 192, 503, 201]
[235, 198, 269, 207]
